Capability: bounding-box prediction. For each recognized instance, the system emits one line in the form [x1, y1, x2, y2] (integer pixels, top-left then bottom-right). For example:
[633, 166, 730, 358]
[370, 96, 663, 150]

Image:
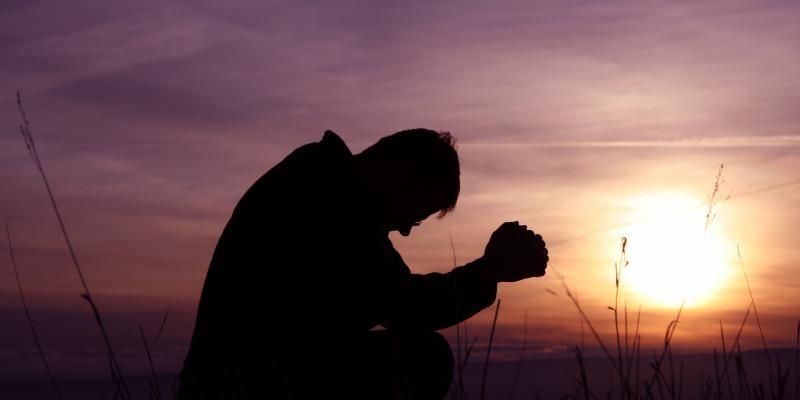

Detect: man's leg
[358, 330, 454, 400]
[269, 330, 453, 399]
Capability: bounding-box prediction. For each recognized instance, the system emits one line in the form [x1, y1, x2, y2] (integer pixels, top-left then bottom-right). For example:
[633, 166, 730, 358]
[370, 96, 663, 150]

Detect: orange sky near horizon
[392, 141, 799, 357]
[1, 0, 799, 380]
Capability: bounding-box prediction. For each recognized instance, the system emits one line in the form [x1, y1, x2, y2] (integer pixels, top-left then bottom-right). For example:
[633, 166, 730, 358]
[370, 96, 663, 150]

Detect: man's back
[180, 132, 376, 396]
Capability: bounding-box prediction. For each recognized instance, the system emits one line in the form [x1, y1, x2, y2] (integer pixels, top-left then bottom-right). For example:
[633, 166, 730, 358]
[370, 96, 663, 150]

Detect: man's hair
[359, 128, 460, 217]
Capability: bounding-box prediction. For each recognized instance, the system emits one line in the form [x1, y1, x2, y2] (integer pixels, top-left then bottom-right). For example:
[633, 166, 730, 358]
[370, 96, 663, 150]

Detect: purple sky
[2, 0, 799, 381]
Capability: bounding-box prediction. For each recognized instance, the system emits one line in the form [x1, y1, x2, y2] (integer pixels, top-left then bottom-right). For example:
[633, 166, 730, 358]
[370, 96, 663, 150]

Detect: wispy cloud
[461, 135, 800, 148]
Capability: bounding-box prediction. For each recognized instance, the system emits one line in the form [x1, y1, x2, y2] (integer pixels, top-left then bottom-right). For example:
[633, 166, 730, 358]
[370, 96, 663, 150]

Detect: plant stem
[480, 299, 501, 400]
[6, 222, 64, 400]
[17, 91, 131, 400]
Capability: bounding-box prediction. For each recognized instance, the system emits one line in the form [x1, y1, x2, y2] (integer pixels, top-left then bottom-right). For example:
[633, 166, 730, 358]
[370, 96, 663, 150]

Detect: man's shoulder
[283, 130, 352, 169]
[239, 130, 353, 205]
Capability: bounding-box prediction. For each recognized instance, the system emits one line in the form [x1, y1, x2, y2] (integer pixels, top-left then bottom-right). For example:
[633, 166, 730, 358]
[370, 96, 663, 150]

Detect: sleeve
[381, 257, 498, 332]
[312, 227, 497, 334]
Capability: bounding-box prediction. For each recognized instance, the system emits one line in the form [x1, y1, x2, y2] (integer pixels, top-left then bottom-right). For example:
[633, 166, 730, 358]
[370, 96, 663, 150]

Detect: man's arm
[382, 257, 497, 332]
[380, 222, 548, 332]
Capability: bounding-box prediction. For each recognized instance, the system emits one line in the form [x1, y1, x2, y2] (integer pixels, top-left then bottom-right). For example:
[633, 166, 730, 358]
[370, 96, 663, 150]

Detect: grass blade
[794, 319, 799, 400]
[140, 326, 163, 400]
[736, 246, 776, 396]
[555, 267, 621, 374]
[6, 222, 64, 400]
[480, 299, 501, 400]
[17, 91, 131, 400]
[509, 309, 528, 399]
[150, 308, 170, 350]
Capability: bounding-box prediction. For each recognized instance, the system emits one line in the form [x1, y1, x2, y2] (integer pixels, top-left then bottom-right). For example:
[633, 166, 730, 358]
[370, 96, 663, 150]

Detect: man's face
[394, 208, 438, 236]
[384, 189, 443, 236]
[359, 155, 454, 236]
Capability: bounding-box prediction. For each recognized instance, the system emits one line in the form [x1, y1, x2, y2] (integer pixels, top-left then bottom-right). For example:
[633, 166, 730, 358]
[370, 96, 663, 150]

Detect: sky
[1, 0, 799, 381]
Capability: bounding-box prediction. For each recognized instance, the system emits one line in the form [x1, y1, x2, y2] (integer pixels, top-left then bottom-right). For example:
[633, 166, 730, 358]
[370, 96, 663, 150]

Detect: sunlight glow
[614, 192, 736, 309]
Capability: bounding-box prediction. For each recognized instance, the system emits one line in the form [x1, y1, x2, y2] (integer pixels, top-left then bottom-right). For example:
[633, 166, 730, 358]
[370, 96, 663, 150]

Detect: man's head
[354, 128, 460, 236]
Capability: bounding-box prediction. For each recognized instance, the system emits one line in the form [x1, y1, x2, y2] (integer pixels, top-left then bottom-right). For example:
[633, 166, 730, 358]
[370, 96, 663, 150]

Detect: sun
[613, 192, 736, 309]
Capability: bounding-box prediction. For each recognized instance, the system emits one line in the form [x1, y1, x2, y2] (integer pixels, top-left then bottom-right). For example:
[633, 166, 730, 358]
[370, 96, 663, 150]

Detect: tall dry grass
[16, 91, 135, 400]
[6, 221, 64, 399]
[449, 164, 795, 399]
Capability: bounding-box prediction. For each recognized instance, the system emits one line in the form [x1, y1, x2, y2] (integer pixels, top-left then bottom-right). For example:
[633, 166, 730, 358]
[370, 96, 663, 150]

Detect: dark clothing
[179, 131, 497, 399]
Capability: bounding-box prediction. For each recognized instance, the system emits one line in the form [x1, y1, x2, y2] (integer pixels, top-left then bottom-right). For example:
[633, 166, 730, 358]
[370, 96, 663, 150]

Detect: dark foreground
[1, 349, 793, 399]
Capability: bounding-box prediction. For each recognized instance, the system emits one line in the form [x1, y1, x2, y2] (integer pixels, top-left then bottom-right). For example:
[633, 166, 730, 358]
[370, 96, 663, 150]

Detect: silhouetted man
[178, 129, 548, 399]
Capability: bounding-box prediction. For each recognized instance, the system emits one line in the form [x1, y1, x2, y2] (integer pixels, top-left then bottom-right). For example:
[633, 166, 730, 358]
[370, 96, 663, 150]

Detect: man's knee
[415, 331, 454, 376]
[401, 331, 454, 399]
[362, 330, 454, 399]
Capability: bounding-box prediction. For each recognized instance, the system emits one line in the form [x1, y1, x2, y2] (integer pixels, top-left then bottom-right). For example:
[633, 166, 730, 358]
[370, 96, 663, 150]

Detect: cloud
[2, 0, 799, 378]
[461, 135, 800, 148]
[1, 1, 227, 94]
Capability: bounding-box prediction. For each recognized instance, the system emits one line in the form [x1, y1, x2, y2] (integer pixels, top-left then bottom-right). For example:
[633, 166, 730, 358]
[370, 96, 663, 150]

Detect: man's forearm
[383, 258, 498, 332]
